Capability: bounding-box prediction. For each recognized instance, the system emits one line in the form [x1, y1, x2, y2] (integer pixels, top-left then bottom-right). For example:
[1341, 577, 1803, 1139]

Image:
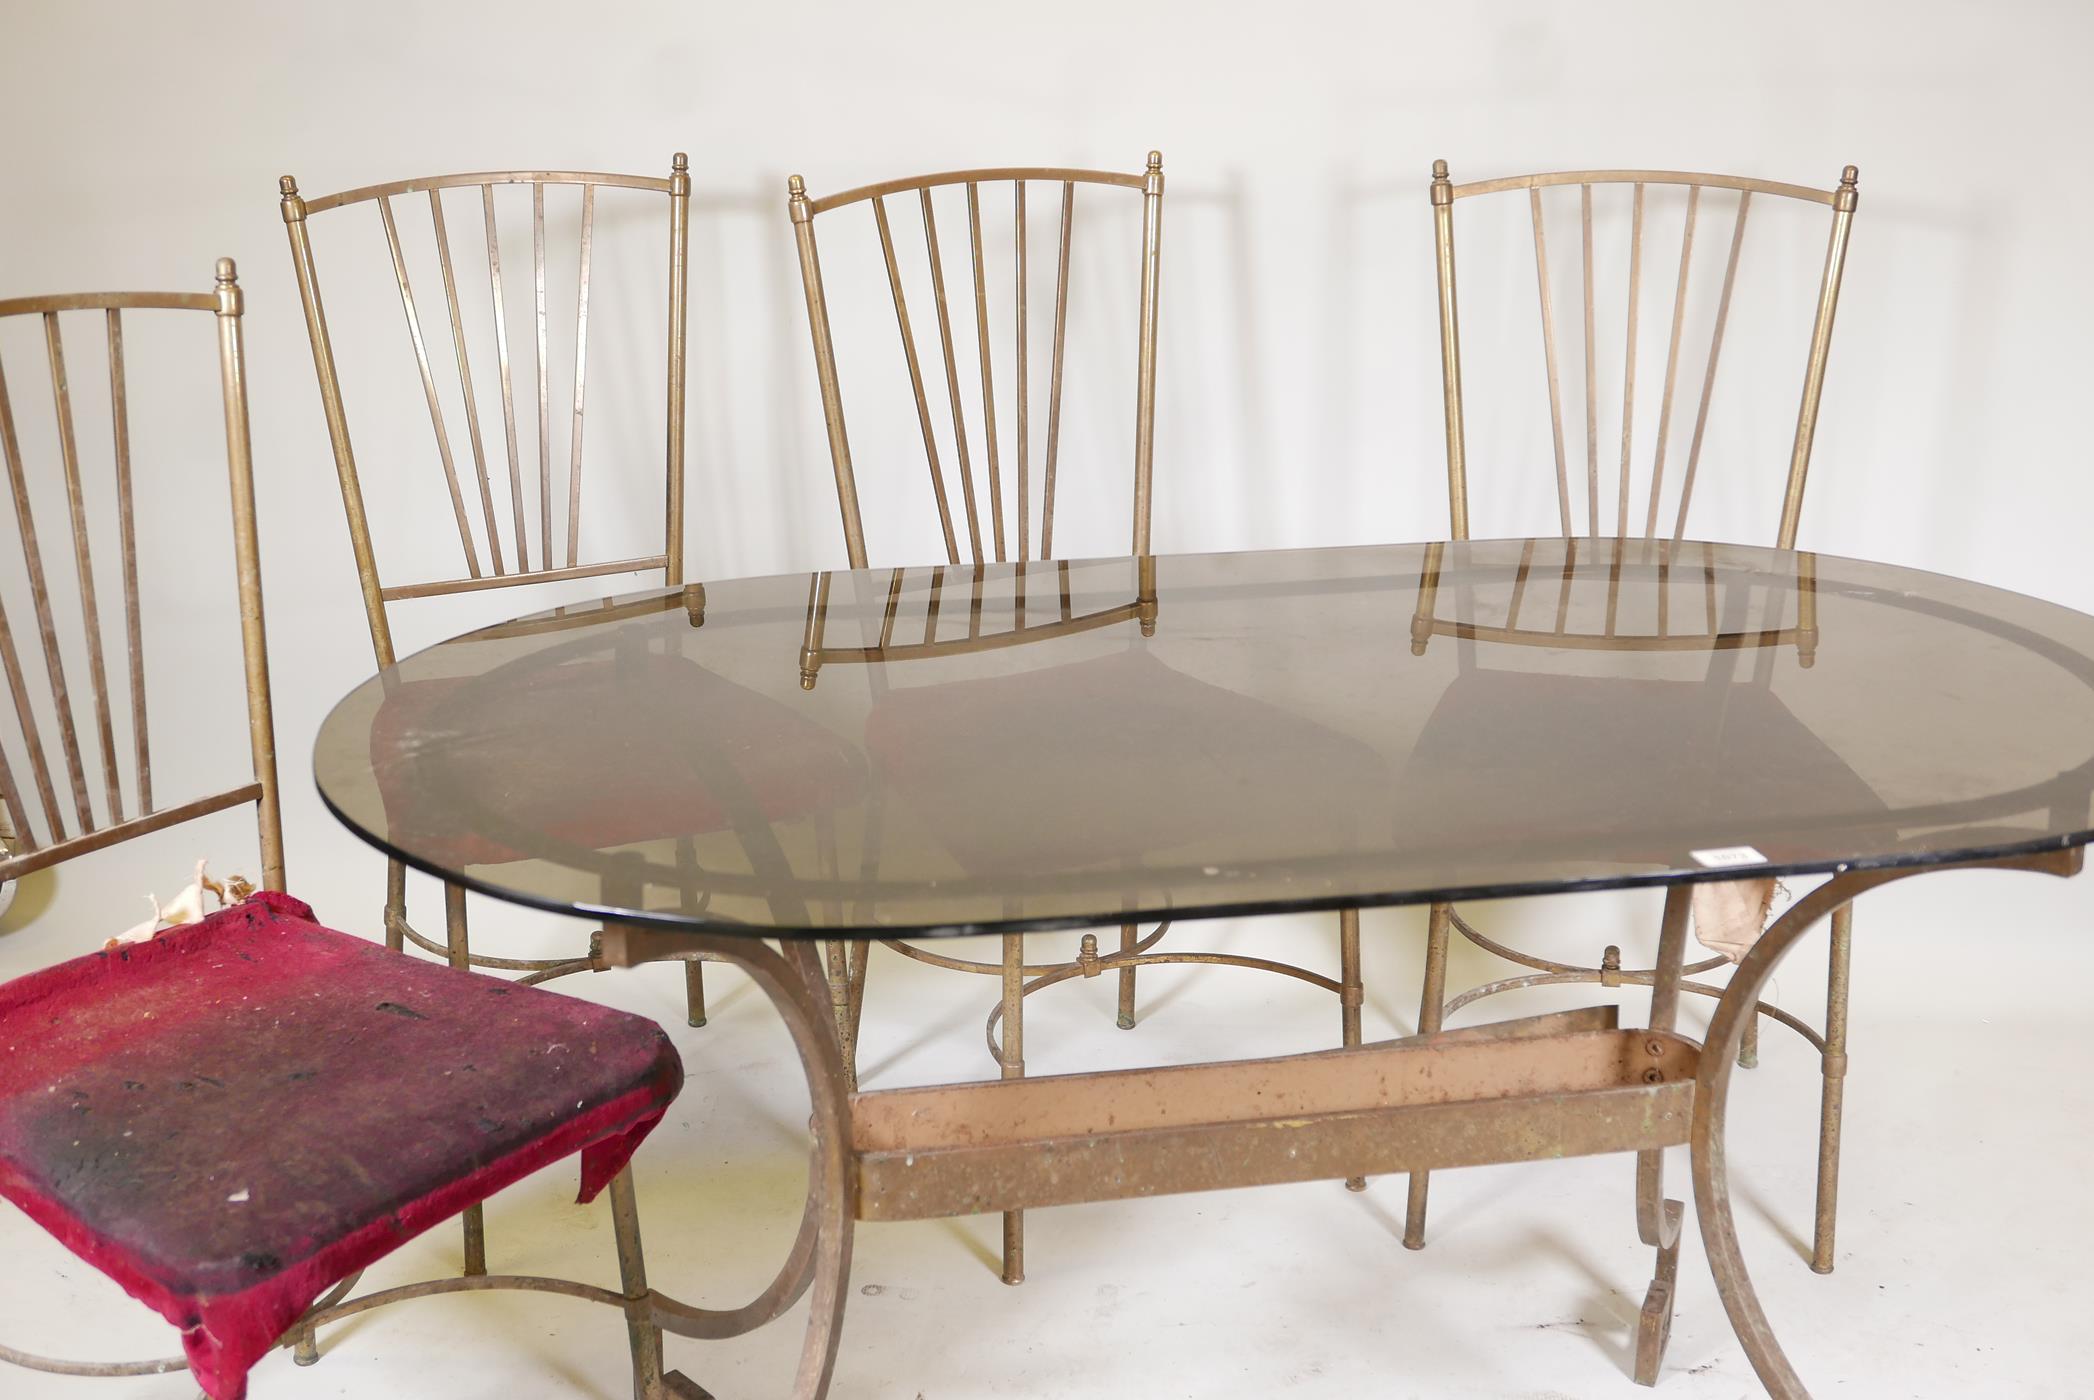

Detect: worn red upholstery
[0, 892, 682, 1400]
[370, 653, 866, 867]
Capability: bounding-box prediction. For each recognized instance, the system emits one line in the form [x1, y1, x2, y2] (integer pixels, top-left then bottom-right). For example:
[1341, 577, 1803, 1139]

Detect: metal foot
[1634, 1200, 1683, 1386]
[685, 960, 708, 1029]
[1402, 1173, 1429, 1249]
[292, 1329, 319, 1366]
[1002, 1210, 1025, 1285]
[1116, 923, 1138, 1028]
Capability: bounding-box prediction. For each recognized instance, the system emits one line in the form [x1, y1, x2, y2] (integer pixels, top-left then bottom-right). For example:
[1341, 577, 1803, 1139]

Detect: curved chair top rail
[278, 155, 692, 670]
[800, 156, 1157, 216]
[1446, 166, 1855, 208]
[0, 290, 218, 319]
[1429, 158, 1861, 550]
[296, 163, 683, 216]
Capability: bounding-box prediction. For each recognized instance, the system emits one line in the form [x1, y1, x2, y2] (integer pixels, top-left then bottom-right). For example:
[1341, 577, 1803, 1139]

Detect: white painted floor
[3, 859, 2090, 1399]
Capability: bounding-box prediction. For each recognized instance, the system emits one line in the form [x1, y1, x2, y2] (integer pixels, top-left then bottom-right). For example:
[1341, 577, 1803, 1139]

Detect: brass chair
[1401, 161, 1862, 1278]
[277, 158, 713, 1027]
[786, 155, 1367, 1284]
[0, 262, 694, 1400]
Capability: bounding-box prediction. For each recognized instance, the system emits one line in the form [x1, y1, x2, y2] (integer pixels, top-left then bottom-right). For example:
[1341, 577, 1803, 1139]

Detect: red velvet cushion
[0, 892, 682, 1400]
[865, 649, 1396, 877]
[371, 653, 865, 867]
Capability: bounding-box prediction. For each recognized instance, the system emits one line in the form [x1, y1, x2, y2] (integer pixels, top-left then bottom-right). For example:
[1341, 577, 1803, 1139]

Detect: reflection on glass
[313, 541, 2094, 939]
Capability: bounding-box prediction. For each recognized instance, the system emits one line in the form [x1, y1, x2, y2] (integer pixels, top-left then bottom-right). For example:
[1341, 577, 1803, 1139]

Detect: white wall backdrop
[2, 0, 2091, 940]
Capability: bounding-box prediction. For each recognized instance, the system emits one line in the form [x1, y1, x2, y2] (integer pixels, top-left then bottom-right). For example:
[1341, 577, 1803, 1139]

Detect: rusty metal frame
[595, 842, 2084, 1397]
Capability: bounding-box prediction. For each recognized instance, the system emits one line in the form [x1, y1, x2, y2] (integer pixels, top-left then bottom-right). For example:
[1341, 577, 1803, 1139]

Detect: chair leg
[1000, 932, 1025, 1285]
[1812, 901, 1854, 1274]
[1403, 902, 1453, 1249]
[1339, 909, 1366, 1192]
[608, 1166, 713, 1399]
[1115, 922, 1138, 1029]
[384, 858, 406, 953]
[684, 959, 707, 1029]
[445, 885, 488, 1277]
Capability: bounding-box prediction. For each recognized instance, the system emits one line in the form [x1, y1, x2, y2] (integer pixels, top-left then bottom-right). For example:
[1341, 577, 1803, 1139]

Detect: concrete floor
[3, 862, 2090, 1399]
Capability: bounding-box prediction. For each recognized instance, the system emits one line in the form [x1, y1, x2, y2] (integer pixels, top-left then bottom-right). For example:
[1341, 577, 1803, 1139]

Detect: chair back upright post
[1430, 161, 1859, 549]
[787, 153, 1164, 571]
[0, 262, 283, 892]
[278, 157, 693, 669]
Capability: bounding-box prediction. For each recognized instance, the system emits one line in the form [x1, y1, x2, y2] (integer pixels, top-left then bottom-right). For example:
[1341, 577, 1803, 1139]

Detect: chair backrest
[279, 159, 692, 668]
[1431, 162, 1859, 549]
[1408, 537, 1819, 669]
[0, 261, 282, 889]
[787, 154, 1165, 570]
[796, 556, 1158, 689]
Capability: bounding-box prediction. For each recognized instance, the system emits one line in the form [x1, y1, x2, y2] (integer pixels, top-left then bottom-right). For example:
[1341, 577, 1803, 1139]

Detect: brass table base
[598, 843, 2081, 1399]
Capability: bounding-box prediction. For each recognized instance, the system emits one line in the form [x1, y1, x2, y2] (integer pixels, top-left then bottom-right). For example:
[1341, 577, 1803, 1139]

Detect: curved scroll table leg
[1692, 851, 2081, 1399]
[617, 938, 857, 1400]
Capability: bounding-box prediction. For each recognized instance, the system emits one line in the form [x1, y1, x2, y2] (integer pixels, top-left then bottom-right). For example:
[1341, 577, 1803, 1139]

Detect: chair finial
[216, 256, 238, 284]
[1835, 164, 1859, 212]
[279, 175, 299, 196]
[1147, 150, 1162, 171]
[673, 152, 689, 172]
[1432, 158, 1449, 181]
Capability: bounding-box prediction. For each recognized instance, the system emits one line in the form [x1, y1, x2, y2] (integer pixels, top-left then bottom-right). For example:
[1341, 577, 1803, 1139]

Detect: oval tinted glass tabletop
[314, 539, 2094, 938]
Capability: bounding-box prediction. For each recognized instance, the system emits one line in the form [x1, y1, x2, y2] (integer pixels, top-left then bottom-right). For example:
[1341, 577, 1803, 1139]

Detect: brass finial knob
[216, 256, 237, 283]
[788, 173, 806, 197]
[278, 175, 299, 195]
[673, 152, 689, 171]
[1146, 150, 1162, 170]
[1431, 158, 1449, 180]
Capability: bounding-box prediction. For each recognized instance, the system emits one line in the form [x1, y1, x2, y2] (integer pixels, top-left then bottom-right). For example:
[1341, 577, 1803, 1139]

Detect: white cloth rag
[1690, 877, 1778, 963]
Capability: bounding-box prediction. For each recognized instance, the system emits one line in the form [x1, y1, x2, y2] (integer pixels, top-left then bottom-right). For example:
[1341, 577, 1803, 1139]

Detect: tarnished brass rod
[482, 185, 529, 572]
[107, 309, 150, 813]
[1042, 182, 1074, 557]
[922, 189, 984, 564]
[1672, 192, 1752, 541]
[45, 313, 121, 824]
[1777, 166, 1860, 551]
[429, 189, 504, 574]
[565, 184, 596, 568]
[1644, 187, 1700, 539]
[377, 194, 482, 577]
[1529, 189, 1573, 536]
[873, 196, 960, 563]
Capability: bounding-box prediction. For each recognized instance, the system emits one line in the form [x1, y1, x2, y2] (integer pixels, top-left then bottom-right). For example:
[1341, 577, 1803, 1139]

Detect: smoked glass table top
[313, 539, 2094, 939]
